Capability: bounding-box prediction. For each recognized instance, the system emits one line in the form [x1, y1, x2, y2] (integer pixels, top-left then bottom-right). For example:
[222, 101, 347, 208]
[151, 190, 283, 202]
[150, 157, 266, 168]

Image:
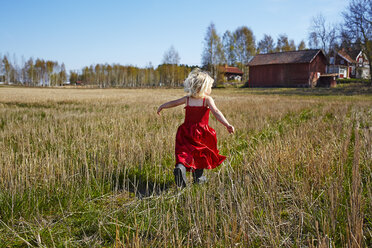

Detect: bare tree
[162, 46, 181, 86]
[162, 46, 180, 65]
[342, 0, 372, 83]
[308, 13, 338, 54]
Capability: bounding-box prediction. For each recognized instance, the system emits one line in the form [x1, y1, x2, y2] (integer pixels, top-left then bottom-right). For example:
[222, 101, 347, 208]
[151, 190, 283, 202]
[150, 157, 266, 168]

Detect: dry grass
[0, 86, 371, 247]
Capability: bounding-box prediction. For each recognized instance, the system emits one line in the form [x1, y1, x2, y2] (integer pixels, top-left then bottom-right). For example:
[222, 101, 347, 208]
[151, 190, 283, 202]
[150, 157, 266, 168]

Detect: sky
[0, 0, 349, 71]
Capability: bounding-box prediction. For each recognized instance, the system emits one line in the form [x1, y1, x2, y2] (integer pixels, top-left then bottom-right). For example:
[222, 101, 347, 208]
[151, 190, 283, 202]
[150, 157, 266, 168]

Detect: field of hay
[0, 86, 371, 247]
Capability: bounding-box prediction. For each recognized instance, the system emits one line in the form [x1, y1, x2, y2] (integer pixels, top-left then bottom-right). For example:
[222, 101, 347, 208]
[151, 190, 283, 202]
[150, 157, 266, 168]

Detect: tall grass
[0, 87, 371, 247]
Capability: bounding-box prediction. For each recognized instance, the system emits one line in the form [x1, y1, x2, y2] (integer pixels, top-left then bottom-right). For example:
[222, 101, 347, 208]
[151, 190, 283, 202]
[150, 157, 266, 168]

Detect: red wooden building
[327, 49, 370, 79]
[219, 64, 244, 81]
[247, 49, 328, 87]
[328, 49, 355, 78]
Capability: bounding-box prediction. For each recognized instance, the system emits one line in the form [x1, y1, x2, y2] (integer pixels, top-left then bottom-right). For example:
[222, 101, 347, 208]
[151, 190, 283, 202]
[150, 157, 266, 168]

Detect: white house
[355, 51, 370, 79]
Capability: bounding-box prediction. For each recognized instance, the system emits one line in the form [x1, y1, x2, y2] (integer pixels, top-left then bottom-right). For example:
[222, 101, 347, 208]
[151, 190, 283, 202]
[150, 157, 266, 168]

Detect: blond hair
[183, 68, 214, 98]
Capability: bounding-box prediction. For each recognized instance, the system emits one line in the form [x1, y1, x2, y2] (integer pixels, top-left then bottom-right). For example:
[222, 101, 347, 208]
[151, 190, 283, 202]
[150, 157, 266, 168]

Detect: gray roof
[248, 49, 326, 66]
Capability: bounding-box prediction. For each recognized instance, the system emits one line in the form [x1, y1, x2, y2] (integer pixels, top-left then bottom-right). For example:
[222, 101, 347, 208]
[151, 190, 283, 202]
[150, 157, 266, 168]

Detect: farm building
[328, 49, 370, 79]
[247, 49, 328, 87]
[328, 49, 355, 78]
[219, 65, 244, 81]
[355, 51, 370, 79]
[317, 74, 337, 87]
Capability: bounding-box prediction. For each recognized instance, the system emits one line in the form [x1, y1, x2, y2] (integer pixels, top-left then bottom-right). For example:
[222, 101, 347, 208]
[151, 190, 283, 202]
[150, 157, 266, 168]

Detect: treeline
[68, 46, 193, 87]
[70, 63, 195, 88]
[0, 55, 67, 86]
[0, 54, 196, 87]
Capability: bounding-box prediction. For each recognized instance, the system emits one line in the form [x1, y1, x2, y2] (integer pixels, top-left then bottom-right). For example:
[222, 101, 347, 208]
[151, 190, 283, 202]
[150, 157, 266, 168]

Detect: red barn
[247, 49, 328, 87]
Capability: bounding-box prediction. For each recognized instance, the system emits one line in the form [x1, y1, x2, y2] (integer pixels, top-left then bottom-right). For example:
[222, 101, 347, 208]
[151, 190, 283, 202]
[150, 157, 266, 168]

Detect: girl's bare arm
[206, 96, 235, 134]
[157, 96, 187, 115]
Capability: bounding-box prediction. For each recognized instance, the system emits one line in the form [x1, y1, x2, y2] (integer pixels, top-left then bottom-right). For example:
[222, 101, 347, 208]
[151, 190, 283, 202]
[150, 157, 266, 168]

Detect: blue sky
[0, 0, 349, 71]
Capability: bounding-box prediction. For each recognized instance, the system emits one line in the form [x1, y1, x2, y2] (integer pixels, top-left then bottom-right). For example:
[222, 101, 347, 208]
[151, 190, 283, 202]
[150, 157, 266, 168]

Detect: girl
[157, 68, 234, 187]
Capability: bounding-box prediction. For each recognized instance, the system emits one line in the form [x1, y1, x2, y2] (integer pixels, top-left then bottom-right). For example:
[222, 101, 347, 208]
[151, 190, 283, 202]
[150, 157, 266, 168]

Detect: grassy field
[0, 85, 371, 247]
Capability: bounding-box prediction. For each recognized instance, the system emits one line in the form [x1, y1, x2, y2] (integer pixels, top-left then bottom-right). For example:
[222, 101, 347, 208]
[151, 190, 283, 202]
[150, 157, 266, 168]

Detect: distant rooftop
[219, 65, 243, 74]
[248, 49, 325, 66]
[337, 49, 355, 63]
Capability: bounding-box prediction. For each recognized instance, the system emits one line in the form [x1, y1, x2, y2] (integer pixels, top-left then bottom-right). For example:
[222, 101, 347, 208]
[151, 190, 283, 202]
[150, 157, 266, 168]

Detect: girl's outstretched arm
[206, 96, 235, 134]
[157, 96, 187, 115]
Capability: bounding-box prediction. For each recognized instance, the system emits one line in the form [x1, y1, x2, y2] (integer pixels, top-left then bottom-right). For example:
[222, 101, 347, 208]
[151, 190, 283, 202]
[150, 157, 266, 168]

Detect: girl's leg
[192, 169, 207, 184]
[174, 164, 187, 187]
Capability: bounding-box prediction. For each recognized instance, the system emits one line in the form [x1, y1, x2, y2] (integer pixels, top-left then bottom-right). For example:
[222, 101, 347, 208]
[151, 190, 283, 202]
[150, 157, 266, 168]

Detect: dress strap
[202, 97, 205, 107]
[186, 97, 189, 106]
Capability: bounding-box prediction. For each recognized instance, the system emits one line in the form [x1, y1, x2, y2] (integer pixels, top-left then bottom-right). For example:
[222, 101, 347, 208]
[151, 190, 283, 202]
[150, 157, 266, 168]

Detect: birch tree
[232, 26, 255, 82]
[222, 30, 235, 65]
[276, 34, 296, 52]
[258, 34, 275, 54]
[298, 40, 306, 50]
[162, 46, 180, 86]
[59, 63, 67, 85]
[234, 26, 256, 66]
[2, 55, 11, 83]
[202, 23, 225, 82]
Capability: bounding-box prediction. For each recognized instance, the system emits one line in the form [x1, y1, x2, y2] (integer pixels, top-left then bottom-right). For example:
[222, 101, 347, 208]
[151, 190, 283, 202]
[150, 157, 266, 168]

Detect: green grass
[0, 86, 371, 247]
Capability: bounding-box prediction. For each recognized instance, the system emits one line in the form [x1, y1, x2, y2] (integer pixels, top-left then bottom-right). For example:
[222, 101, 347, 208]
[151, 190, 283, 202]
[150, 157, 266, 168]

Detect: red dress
[175, 97, 226, 171]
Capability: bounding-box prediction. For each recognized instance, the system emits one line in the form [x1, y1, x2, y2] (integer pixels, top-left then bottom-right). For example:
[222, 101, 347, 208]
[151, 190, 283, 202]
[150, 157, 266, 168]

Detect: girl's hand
[227, 124, 235, 134]
[157, 106, 163, 115]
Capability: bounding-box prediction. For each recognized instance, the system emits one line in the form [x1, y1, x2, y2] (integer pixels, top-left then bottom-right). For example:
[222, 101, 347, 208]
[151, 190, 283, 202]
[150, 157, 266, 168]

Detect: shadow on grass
[241, 83, 372, 97]
[112, 168, 173, 198]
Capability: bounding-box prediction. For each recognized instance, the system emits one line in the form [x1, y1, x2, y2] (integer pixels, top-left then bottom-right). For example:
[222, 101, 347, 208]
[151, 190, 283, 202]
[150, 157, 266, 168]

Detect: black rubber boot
[192, 169, 207, 184]
[174, 164, 187, 187]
